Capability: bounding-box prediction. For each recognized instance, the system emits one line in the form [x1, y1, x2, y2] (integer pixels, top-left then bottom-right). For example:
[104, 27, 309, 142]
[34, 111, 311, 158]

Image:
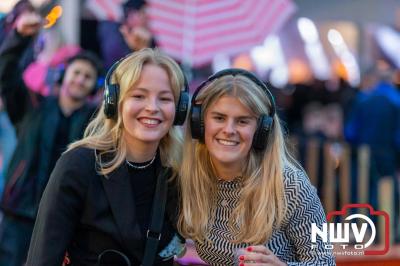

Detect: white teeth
[140, 118, 160, 125]
[217, 139, 238, 146]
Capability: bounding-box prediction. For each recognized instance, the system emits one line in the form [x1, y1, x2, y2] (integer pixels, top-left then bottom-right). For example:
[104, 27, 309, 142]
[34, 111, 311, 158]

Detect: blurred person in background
[0, 98, 17, 199]
[90, 0, 156, 69]
[178, 69, 335, 265]
[22, 27, 82, 97]
[0, 0, 36, 63]
[0, 9, 101, 266]
[344, 63, 400, 242]
[0, 0, 78, 97]
[0, 1, 33, 197]
[119, 0, 155, 52]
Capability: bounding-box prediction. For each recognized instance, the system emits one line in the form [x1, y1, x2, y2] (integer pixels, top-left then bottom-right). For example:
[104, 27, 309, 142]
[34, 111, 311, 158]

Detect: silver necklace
[126, 155, 156, 169]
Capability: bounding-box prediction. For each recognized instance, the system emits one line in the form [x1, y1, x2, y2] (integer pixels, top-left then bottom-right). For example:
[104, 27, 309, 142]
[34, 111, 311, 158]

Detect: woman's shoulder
[48, 147, 97, 192]
[62, 146, 96, 160]
[282, 163, 310, 189]
[57, 146, 97, 172]
[281, 163, 326, 220]
[282, 163, 318, 204]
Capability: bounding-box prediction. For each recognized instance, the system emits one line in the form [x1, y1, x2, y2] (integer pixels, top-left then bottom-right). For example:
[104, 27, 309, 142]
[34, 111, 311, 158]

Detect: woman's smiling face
[204, 95, 258, 174]
[121, 63, 176, 150]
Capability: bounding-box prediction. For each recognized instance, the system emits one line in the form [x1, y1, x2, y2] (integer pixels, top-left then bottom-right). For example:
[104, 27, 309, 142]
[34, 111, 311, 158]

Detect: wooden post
[323, 142, 335, 213]
[339, 143, 351, 206]
[378, 176, 394, 245]
[357, 145, 370, 203]
[305, 138, 320, 187]
[357, 145, 370, 218]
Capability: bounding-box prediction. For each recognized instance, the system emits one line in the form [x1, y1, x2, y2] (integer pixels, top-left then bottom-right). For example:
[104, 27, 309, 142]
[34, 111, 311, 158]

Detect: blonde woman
[26, 49, 188, 266]
[178, 69, 335, 266]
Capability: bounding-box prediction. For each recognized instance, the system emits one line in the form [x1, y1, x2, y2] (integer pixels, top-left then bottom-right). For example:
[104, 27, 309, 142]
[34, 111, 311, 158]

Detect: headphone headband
[191, 68, 275, 117]
[103, 53, 189, 125]
[104, 55, 130, 91]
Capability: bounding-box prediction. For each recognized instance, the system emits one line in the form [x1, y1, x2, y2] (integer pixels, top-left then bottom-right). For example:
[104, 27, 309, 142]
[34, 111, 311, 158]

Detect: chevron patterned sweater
[195, 166, 336, 266]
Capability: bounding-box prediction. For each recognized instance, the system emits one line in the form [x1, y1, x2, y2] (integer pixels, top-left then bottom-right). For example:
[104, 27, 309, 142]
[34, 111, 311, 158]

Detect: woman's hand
[120, 25, 152, 51]
[15, 11, 42, 37]
[237, 245, 287, 266]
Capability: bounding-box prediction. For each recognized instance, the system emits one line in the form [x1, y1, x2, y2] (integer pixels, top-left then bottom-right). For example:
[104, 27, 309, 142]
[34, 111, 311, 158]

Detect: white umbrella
[147, 0, 296, 67]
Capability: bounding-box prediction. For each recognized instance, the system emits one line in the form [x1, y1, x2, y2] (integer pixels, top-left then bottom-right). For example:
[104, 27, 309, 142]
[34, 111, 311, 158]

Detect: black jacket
[26, 147, 180, 266]
[0, 30, 96, 220]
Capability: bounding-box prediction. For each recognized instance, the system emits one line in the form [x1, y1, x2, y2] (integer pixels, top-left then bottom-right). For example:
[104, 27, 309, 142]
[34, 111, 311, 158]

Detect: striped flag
[147, 0, 296, 67]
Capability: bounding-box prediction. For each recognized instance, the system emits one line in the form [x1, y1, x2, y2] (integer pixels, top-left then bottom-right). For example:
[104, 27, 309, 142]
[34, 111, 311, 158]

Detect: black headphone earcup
[173, 91, 189, 125]
[252, 115, 274, 151]
[104, 84, 119, 119]
[190, 104, 204, 141]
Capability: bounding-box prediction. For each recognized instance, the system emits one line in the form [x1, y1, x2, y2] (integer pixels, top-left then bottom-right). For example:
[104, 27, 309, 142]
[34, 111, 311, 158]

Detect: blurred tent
[147, 0, 296, 67]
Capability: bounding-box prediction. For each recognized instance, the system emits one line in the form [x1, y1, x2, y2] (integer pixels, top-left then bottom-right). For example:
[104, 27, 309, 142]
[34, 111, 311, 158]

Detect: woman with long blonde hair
[178, 69, 335, 265]
[27, 48, 188, 266]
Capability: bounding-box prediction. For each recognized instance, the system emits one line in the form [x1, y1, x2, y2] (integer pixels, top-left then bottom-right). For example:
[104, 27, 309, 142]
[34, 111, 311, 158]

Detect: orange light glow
[332, 59, 348, 81]
[43, 5, 63, 29]
[232, 54, 254, 71]
[288, 59, 312, 84]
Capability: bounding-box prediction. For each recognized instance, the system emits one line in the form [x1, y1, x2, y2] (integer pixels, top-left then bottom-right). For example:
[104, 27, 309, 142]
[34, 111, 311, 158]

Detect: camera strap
[141, 168, 169, 266]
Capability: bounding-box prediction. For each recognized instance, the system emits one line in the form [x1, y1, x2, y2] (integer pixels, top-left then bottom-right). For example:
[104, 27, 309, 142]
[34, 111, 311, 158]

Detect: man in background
[0, 9, 101, 266]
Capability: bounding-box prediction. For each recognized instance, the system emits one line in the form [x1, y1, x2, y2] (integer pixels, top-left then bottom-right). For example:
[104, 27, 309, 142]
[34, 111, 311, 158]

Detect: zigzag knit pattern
[195, 166, 336, 266]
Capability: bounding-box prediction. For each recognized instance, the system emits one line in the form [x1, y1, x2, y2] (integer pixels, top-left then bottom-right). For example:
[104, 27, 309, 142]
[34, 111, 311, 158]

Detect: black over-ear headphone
[103, 57, 189, 125]
[190, 68, 276, 151]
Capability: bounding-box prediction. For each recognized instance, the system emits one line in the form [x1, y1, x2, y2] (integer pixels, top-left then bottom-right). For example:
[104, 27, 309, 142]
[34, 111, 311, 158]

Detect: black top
[48, 107, 72, 176]
[127, 159, 156, 235]
[126, 153, 176, 253]
[26, 147, 179, 266]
